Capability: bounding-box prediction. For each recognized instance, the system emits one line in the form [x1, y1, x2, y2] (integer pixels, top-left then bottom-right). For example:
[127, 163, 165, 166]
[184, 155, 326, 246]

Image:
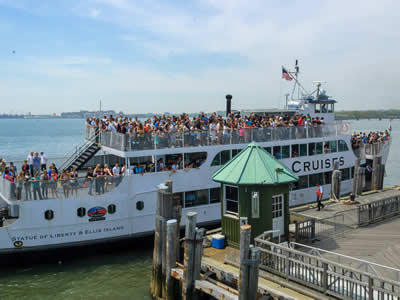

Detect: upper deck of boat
[90, 123, 350, 155]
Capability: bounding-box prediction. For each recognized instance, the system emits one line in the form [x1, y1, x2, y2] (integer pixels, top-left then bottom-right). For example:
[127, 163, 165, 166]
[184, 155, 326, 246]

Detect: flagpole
[286, 68, 309, 96]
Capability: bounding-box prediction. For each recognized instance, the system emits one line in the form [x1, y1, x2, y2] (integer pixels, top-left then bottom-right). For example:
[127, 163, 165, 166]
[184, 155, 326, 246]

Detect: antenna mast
[290, 59, 306, 100]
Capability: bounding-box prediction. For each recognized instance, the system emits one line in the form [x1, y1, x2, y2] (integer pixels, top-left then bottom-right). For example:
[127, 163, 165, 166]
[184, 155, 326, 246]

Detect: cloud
[0, 0, 399, 114]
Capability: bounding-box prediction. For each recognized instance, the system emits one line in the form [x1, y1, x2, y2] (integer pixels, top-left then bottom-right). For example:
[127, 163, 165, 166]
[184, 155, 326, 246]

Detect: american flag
[282, 67, 292, 81]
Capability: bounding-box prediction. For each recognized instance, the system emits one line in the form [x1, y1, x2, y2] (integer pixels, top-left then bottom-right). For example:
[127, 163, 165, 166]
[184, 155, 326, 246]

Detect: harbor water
[0, 118, 398, 299]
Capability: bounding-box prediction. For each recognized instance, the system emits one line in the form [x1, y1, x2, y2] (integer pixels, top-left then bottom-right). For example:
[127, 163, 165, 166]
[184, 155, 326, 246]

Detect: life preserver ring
[341, 123, 350, 133]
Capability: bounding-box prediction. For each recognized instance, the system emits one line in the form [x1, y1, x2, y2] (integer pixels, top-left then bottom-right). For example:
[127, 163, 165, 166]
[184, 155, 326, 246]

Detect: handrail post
[322, 262, 328, 293]
[285, 249, 290, 280]
[368, 277, 374, 299]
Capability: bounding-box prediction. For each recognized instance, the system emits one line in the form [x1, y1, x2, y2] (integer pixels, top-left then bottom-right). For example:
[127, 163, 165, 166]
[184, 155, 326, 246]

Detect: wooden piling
[372, 156, 382, 191]
[151, 180, 181, 300]
[151, 216, 163, 298]
[352, 159, 360, 196]
[248, 246, 261, 300]
[331, 170, 342, 200]
[239, 224, 251, 300]
[357, 167, 365, 195]
[166, 219, 178, 300]
[182, 212, 197, 300]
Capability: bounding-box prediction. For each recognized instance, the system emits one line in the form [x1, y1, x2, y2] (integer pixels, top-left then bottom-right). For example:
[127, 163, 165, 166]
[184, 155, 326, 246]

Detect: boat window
[308, 143, 315, 156]
[77, 207, 86, 217]
[351, 167, 355, 179]
[136, 201, 144, 211]
[321, 104, 328, 113]
[329, 104, 334, 113]
[315, 142, 323, 155]
[130, 156, 154, 174]
[291, 144, 299, 158]
[184, 152, 207, 168]
[299, 144, 307, 156]
[315, 104, 320, 114]
[224, 185, 239, 215]
[309, 173, 324, 186]
[232, 149, 242, 158]
[293, 175, 308, 190]
[324, 171, 332, 185]
[44, 210, 54, 220]
[264, 147, 272, 154]
[324, 142, 330, 153]
[338, 140, 349, 152]
[108, 204, 116, 214]
[211, 150, 231, 166]
[273, 146, 281, 160]
[173, 192, 183, 207]
[325, 140, 337, 153]
[221, 150, 231, 165]
[281, 145, 290, 159]
[341, 168, 350, 180]
[210, 188, 221, 204]
[185, 190, 209, 208]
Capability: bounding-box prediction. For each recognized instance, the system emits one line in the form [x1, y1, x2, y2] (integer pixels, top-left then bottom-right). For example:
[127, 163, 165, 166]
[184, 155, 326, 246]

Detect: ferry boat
[0, 64, 392, 253]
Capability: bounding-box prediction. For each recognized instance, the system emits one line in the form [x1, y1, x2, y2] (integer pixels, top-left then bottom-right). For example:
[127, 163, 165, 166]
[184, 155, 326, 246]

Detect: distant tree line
[335, 110, 400, 120]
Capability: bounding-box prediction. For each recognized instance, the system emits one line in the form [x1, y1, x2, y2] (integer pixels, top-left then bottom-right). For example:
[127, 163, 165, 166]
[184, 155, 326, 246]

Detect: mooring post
[151, 216, 163, 298]
[239, 224, 251, 300]
[160, 216, 167, 298]
[372, 156, 382, 191]
[248, 246, 260, 300]
[331, 170, 342, 200]
[192, 227, 205, 300]
[352, 158, 360, 197]
[193, 228, 205, 279]
[357, 167, 365, 195]
[166, 219, 178, 300]
[182, 212, 197, 300]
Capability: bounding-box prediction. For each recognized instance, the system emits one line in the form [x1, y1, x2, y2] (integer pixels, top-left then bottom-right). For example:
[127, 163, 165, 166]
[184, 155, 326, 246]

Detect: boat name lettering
[10, 226, 125, 242]
[291, 157, 345, 173]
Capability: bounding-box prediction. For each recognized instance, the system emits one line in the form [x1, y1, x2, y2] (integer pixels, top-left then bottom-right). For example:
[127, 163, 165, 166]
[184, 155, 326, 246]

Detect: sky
[0, 0, 399, 115]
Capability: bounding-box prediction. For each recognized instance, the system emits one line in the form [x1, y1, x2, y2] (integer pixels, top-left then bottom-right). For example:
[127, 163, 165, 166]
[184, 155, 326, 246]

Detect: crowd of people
[0, 153, 126, 200]
[87, 112, 328, 150]
[87, 112, 326, 135]
[351, 130, 391, 150]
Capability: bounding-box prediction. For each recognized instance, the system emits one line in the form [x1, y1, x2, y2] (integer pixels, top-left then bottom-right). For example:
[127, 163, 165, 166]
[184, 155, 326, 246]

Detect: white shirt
[112, 166, 120, 175]
[40, 154, 47, 164]
[318, 186, 323, 194]
[27, 154, 33, 165]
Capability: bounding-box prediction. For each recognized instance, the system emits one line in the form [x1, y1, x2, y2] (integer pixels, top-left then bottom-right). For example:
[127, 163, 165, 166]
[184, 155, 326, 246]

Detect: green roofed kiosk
[212, 143, 299, 248]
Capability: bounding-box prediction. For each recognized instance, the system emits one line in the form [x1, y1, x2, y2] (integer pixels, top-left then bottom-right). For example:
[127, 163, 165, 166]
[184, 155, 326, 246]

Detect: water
[0, 118, 398, 299]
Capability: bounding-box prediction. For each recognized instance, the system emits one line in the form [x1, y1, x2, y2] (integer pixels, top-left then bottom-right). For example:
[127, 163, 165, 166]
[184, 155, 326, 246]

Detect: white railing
[92, 124, 348, 152]
[254, 235, 400, 299]
[0, 175, 124, 202]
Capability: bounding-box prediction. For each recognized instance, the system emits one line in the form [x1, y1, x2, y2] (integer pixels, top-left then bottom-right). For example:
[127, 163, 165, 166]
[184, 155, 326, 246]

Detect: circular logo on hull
[14, 241, 23, 248]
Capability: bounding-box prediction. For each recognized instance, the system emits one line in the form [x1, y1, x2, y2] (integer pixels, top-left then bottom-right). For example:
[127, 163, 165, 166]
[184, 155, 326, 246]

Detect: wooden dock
[150, 182, 400, 299]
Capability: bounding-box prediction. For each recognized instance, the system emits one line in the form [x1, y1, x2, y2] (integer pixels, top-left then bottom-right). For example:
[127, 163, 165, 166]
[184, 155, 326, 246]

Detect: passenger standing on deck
[40, 152, 48, 171]
[86, 167, 94, 195]
[27, 152, 34, 176]
[112, 163, 122, 187]
[41, 170, 49, 199]
[33, 152, 41, 176]
[316, 184, 325, 211]
[32, 171, 43, 200]
[16, 171, 24, 200]
[22, 160, 29, 174]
